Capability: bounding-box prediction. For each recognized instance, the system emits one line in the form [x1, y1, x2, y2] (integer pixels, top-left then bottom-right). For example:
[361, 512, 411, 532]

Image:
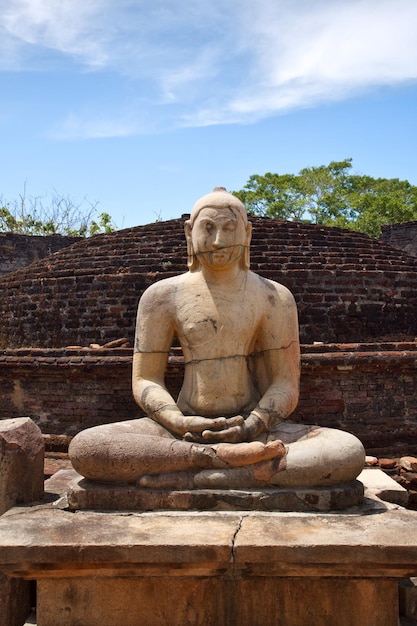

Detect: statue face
[188, 206, 250, 270]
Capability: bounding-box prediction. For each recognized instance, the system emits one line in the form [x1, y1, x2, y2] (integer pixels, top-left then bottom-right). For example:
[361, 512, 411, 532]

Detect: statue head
[185, 188, 252, 271]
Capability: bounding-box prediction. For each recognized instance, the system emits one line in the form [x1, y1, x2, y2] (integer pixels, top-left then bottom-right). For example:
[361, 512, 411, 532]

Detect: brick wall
[380, 221, 417, 258]
[1, 218, 416, 457]
[0, 344, 416, 455]
[0, 232, 81, 276]
[1, 218, 416, 348]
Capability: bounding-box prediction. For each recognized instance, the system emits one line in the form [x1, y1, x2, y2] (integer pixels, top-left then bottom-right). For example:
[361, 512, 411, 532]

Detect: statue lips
[203, 244, 244, 268]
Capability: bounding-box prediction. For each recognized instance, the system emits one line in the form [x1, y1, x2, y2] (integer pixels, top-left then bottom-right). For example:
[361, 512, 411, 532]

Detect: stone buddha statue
[69, 188, 365, 489]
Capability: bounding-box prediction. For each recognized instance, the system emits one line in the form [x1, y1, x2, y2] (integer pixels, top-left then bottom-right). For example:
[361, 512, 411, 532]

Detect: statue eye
[206, 222, 214, 233]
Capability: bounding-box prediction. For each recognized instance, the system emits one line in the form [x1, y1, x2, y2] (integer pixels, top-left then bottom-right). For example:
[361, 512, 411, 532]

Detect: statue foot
[194, 454, 287, 489]
[215, 439, 286, 467]
[138, 470, 195, 489]
[188, 440, 286, 470]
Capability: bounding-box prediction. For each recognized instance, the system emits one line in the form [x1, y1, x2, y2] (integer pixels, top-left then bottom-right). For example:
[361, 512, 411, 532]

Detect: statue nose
[213, 234, 226, 248]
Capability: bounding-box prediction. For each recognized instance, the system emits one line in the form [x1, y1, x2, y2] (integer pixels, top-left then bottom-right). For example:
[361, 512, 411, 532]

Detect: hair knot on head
[190, 187, 248, 226]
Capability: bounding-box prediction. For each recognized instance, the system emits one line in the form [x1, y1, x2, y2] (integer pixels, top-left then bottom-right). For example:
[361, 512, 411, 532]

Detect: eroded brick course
[1, 218, 417, 349]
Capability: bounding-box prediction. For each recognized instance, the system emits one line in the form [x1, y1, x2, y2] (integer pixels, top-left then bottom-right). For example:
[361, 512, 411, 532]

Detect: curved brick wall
[380, 221, 417, 258]
[0, 216, 417, 348]
[0, 232, 81, 276]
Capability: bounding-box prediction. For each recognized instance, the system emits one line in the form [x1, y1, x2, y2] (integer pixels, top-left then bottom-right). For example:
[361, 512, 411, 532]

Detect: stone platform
[67, 473, 364, 512]
[0, 469, 416, 626]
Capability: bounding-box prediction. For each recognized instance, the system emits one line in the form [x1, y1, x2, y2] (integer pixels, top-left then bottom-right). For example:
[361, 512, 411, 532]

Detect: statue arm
[132, 281, 190, 433]
[132, 282, 237, 437]
[251, 285, 300, 430]
[132, 351, 185, 427]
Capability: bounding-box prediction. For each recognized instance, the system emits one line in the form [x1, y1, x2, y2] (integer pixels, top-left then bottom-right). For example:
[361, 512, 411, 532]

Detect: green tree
[337, 175, 417, 237]
[0, 188, 117, 236]
[233, 159, 417, 237]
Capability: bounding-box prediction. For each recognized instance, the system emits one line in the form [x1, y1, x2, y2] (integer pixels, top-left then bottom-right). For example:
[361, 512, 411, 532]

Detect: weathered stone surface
[401, 456, 417, 472]
[358, 468, 409, 506]
[0, 573, 31, 626]
[0, 418, 42, 626]
[0, 508, 238, 578]
[0, 417, 44, 516]
[379, 458, 397, 470]
[1, 500, 417, 625]
[35, 576, 398, 626]
[2, 504, 417, 579]
[399, 577, 417, 620]
[67, 473, 364, 512]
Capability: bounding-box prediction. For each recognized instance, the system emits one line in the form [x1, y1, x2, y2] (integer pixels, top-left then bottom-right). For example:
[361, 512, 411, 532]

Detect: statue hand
[186, 413, 266, 444]
[181, 415, 243, 439]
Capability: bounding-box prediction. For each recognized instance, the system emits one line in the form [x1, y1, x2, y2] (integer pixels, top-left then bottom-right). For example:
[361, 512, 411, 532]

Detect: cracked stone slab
[2, 504, 417, 580]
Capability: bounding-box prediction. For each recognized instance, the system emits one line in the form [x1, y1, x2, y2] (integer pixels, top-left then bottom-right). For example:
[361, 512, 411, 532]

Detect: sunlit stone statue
[69, 188, 365, 489]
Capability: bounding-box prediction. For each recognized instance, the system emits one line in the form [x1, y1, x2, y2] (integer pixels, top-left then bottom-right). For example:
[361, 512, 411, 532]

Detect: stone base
[35, 576, 398, 626]
[67, 474, 364, 512]
[2, 499, 417, 626]
[1, 470, 416, 626]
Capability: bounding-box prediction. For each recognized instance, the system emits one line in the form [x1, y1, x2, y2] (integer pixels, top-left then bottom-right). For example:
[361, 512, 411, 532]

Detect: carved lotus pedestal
[0, 469, 416, 626]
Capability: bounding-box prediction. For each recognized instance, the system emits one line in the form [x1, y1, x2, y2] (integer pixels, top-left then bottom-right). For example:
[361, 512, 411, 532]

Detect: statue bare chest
[175, 287, 259, 355]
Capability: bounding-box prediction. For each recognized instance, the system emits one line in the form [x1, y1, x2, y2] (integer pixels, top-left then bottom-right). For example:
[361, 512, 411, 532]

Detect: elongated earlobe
[241, 222, 252, 269]
[185, 220, 199, 270]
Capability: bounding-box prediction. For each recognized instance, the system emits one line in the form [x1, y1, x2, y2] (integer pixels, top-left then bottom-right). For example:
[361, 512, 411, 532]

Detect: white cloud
[220, 0, 417, 121]
[2, 0, 417, 136]
[0, 0, 111, 68]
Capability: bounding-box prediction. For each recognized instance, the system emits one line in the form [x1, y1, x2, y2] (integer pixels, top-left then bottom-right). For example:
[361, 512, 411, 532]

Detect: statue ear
[242, 221, 252, 270]
[184, 219, 192, 242]
[246, 221, 252, 245]
[184, 220, 198, 270]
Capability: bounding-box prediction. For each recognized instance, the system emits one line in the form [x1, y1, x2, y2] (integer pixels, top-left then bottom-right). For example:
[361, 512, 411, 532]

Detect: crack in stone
[184, 341, 298, 366]
[135, 340, 298, 362]
[230, 514, 245, 575]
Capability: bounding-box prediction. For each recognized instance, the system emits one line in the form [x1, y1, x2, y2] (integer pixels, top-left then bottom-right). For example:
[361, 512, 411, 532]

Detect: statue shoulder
[142, 272, 186, 297]
[139, 273, 186, 311]
[250, 272, 296, 309]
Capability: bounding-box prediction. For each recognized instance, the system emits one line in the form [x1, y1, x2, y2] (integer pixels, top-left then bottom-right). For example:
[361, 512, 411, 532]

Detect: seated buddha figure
[69, 188, 365, 489]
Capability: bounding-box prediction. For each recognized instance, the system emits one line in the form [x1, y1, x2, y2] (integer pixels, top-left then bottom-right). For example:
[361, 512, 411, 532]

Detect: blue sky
[1, 0, 417, 229]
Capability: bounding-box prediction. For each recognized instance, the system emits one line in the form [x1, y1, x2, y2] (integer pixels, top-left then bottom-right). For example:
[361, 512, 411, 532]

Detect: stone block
[1, 501, 417, 625]
[67, 474, 364, 512]
[0, 417, 44, 516]
[399, 577, 417, 620]
[358, 468, 408, 506]
[36, 576, 398, 626]
[401, 456, 417, 472]
[0, 417, 43, 626]
[0, 574, 31, 626]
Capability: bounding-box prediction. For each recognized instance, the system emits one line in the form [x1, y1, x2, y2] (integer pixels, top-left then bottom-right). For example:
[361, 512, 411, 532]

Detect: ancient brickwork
[0, 345, 416, 454]
[380, 221, 417, 258]
[0, 232, 80, 277]
[1, 217, 416, 348]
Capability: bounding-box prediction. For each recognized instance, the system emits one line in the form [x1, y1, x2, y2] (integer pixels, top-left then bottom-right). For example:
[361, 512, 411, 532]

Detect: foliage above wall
[0, 187, 116, 236]
[233, 159, 417, 237]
